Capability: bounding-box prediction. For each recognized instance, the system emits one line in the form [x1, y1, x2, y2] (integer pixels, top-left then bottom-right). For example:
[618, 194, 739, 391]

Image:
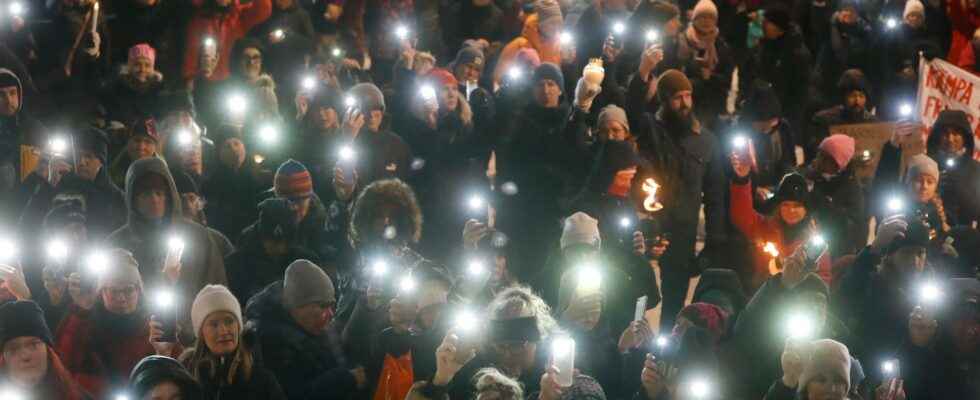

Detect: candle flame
[642, 178, 663, 212]
[763, 242, 779, 258]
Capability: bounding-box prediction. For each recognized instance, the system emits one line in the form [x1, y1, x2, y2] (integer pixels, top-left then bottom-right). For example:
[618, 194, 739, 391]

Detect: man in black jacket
[245, 259, 367, 400]
[635, 69, 727, 330]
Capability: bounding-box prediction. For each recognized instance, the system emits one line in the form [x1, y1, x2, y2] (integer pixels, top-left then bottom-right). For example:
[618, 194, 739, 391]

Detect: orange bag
[373, 352, 415, 400]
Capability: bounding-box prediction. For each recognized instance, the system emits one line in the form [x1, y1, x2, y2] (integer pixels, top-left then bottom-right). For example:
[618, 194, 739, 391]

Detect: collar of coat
[655, 107, 702, 135]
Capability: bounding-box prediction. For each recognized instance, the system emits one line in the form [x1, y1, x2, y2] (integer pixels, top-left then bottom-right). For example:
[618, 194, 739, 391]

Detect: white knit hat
[560, 212, 601, 250]
[904, 0, 924, 19]
[191, 285, 242, 336]
[798, 339, 852, 395]
[693, 0, 718, 19]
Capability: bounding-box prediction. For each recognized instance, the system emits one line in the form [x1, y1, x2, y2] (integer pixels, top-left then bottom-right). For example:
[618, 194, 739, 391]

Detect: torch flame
[642, 178, 663, 212]
[763, 242, 779, 258]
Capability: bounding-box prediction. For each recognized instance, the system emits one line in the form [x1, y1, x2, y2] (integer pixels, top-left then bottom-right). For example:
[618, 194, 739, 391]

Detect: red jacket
[182, 0, 272, 82]
[729, 181, 832, 286]
[54, 304, 156, 398]
[947, 0, 980, 67]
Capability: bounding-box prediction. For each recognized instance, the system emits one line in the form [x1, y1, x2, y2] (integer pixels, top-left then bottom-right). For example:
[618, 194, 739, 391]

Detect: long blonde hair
[181, 329, 254, 386]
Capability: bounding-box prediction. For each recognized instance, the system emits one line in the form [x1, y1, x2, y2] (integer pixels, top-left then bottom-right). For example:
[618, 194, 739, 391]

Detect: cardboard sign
[829, 122, 897, 179]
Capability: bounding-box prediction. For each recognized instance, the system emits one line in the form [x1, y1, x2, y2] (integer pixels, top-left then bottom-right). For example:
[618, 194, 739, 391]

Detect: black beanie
[764, 5, 792, 32]
[75, 128, 110, 166]
[257, 198, 297, 240]
[532, 63, 564, 90]
[171, 169, 199, 195]
[837, 69, 872, 100]
[0, 301, 53, 348]
[775, 173, 808, 204]
[129, 356, 203, 400]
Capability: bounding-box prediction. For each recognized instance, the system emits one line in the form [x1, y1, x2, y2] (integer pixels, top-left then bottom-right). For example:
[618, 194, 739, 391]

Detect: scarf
[684, 24, 720, 72]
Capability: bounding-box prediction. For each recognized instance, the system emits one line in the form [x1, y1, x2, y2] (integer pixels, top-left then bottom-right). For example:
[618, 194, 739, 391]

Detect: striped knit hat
[274, 159, 314, 198]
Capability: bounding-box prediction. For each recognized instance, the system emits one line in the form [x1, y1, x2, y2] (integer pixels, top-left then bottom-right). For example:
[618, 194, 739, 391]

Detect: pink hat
[818, 134, 856, 171]
[128, 43, 156, 66]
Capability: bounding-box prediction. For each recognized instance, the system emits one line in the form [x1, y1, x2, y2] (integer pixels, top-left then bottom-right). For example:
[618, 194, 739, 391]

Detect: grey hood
[0, 68, 22, 114]
[124, 157, 183, 228]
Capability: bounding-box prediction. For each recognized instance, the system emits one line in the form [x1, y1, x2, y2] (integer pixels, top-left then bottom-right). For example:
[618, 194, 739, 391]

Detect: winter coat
[238, 193, 348, 270]
[676, 28, 737, 128]
[201, 161, 264, 241]
[348, 127, 412, 190]
[634, 109, 728, 269]
[225, 240, 322, 304]
[493, 14, 561, 84]
[244, 281, 360, 400]
[105, 158, 228, 331]
[54, 303, 156, 398]
[731, 274, 850, 399]
[926, 118, 980, 227]
[945, 0, 980, 67]
[732, 120, 798, 190]
[899, 321, 980, 399]
[100, 70, 165, 125]
[807, 164, 867, 258]
[729, 180, 832, 286]
[182, 0, 273, 82]
[178, 348, 287, 400]
[441, 0, 504, 55]
[365, 326, 442, 398]
[807, 105, 875, 162]
[0, 68, 44, 221]
[745, 26, 812, 127]
[817, 18, 873, 94]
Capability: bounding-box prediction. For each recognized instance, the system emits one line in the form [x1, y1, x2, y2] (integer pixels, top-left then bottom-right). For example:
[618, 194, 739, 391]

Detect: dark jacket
[100, 71, 165, 125]
[927, 113, 980, 227]
[817, 17, 873, 95]
[19, 168, 126, 244]
[181, 349, 287, 400]
[676, 28, 736, 128]
[807, 105, 875, 162]
[225, 238, 322, 303]
[202, 161, 265, 241]
[746, 26, 812, 127]
[244, 281, 359, 400]
[807, 164, 867, 258]
[349, 127, 412, 189]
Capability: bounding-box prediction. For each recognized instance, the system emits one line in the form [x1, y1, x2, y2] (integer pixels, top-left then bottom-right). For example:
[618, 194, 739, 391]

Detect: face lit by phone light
[886, 246, 927, 277]
[803, 370, 848, 400]
[909, 173, 937, 204]
[76, 150, 103, 182]
[533, 79, 562, 109]
[201, 311, 240, 356]
[778, 201, 807, 226]
[102, 280, 141, 315]
[2, 338, 48, 388]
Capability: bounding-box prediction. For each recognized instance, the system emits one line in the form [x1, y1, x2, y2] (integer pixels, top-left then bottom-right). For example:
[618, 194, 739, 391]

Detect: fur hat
[191, 285, 242, 336]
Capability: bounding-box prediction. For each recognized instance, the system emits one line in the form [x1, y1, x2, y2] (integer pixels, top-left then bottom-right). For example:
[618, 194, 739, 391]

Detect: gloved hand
[574, 77, 602, 112]
[871, 216, 908, 254]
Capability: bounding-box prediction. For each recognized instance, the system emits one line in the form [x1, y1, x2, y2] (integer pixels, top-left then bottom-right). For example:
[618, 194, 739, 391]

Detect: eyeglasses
[3, 338, 44, 358]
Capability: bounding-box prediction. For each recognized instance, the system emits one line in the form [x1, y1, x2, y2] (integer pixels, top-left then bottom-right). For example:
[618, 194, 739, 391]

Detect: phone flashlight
[861, 150, 872, 161]
[467, 259, 485, 278]
[559, 31, 573, 45]
[785, 312, 815, 339]
[331, 47, 342, 58]
[454, 309, 479, 335]
[0, 387, 26, 400]
[732, 135, 747, 150]
[301, 75, 316, 91]
[85, 250, 109, 276]
[687, 378, 711, 399]
[655, 335, 670, 349]
[272, 29, 285, 40]
[551, 336, 576, 387]
[645, 29, 659, 42]
[338, 145, 356, 162]
[918, 281, 942, 305]
[46, 238, 69, 263]
[899, 103, 913, 118]
[48, 136, 69, 156]
[153, 288, 178, 342]
[0, 236, 19, 262]
[154, 289, 175, 309]
[168, 236, 185, 255]
[612, 21, 626, 35]
[887, 197, 904, 213]
[9, 2, 24, 16]
[881, 359, 900, 376]
[226, 93, 248, 115]
[370, 259, 388, 278]
[886, 18, 898, 29]
[467, 194, 485, 211]
[619, 216, 632, 229]
[810, 234, 825, 247]
[203, 37, 216, 48]
[398, 274, 416, 294]
[420, 85, 437, 101]
[395, 25, 409, 40]
[176, 129, 193, 147]
[115, 394, 131, 400]
[946, 158, 955, 168]
[507, 66, 522, 81]
[259, 124, 279, 144]
[576, 264, 602, 293]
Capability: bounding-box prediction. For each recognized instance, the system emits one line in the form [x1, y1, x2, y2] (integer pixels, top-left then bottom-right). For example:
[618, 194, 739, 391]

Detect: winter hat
[692, 0, 718, 20]
[515, 48, 542, 68]
[98, 248, 142, 290]
[274, 159, 314, 199]
[533, 63, 564, 89]
[764, 4, 792, 32]
[837, 69, 872, 99]
[349, 83, 386, 112]
[129, 43, 156, 66]
[282, 259, 335, 309]
[0, 301, 53, 348]
[798, 339, 851, 394]
[818, 134, 856, 171]
[257, 198, 297, 240]
[560, 212, 601, 250]
[534, 0, 563, 26]
[931, 109, 973, 138]
[0, 69, 19, 89]
[741, 80, 782, 121]
[904, 154, 939, 182]
[75, 128, 110, 166]
[692, 268, 747, 316]
[775, 173, 809, 204]
[191, 285, 242, 335]
[904, 0, 925, 18]
[427, 68, 458, 87]
[172, 170, 199, 195]
[677, 302, 729, 344]
[597, 105, 630, 133]
[656, 69, 693, 102]
[646, 0, 681, 26]
[131, 119, 161, 144]
[562, 374, 607, 400]
[453, 46, 485, 69]
[129, 356, 202, 399]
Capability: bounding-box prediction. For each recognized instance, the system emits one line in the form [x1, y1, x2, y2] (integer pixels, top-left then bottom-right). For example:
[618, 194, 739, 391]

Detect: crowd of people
[0, 0, 978, 398]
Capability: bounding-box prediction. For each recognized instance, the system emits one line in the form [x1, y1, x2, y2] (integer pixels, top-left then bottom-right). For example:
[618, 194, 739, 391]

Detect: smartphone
[803, 236, 828, 267]
[153, 311, 178, 343]
[634, 296, 648, 322]
[552, 337, 576, 387]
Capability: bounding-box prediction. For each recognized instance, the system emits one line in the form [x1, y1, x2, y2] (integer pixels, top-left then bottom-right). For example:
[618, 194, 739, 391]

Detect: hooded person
[110, 119, 161, 189]
[744, 4, 812, 132]
[926, 110, 980, 227]
[492, 0, 564, 86]
[737, 80, 798, 190]
[0, 68, 44, 223]
[226, 197, 321, 302]
[128, 355, 204, 400]
[729, 169, 831, 289]
[815, 0, 873, 100]
[808, 69, 876, 160]
[0, 300, 89, 400]
[19, 128, 127, 244]
[172, 169, 235, 259]
[200, 134, 263, 241]
[182, 0, 273, 83]
[164, 285, 287, 399]
[805, 134, 866, 258]
[102, 43, 166, 125]
[105, 157, 228, 339]
[53, 249, 157, 397]
[244, 259, 365, 399]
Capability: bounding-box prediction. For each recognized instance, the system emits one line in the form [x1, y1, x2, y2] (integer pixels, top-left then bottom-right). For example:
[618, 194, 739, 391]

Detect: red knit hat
[129, 43, 156, 66]
[678, 302, 729, 344]
[274, 159, 314, 198]
[427, 68, 458, 87]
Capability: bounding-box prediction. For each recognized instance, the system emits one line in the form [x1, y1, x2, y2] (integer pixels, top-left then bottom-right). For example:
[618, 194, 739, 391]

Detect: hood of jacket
[928, 111, 976, 158]
[0, 68, 22, 114]
[243, 280, 297, 331]
[124, 157, 183, 230]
